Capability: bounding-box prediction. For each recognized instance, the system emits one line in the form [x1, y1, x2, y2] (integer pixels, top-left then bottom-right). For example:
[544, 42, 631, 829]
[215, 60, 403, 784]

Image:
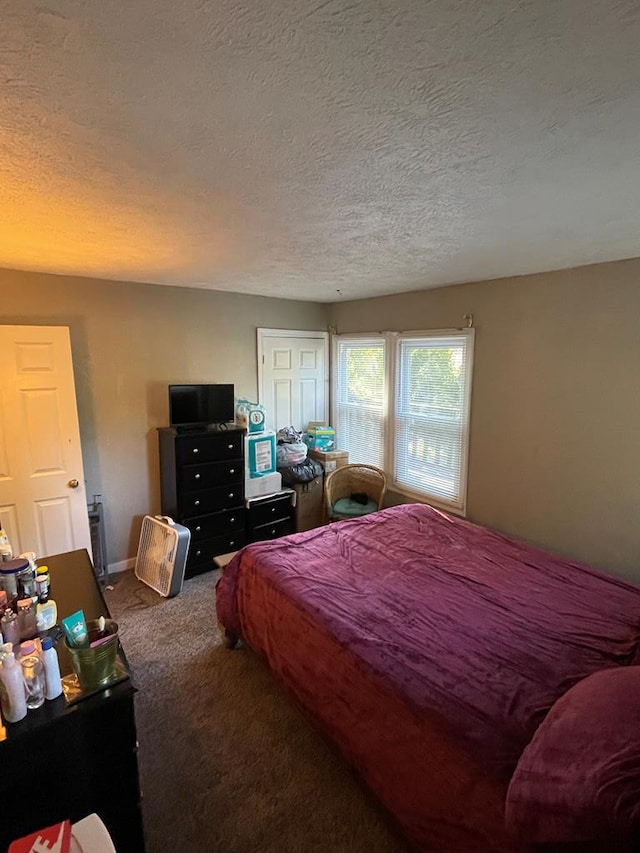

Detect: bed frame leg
[224, 630, 240, 649]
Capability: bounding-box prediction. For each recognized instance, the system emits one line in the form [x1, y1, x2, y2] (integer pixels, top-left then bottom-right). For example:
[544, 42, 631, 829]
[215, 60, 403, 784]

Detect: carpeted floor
[105, 570, 409, 853]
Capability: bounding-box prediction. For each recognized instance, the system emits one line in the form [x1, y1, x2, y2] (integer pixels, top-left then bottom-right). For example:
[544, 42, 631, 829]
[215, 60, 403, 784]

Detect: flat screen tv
[169, 384, 235, 429]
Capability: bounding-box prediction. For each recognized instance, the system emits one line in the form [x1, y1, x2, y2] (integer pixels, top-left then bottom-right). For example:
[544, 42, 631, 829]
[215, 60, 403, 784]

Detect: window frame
[331, 332, 388, 469]
[332, 328, 474, 516]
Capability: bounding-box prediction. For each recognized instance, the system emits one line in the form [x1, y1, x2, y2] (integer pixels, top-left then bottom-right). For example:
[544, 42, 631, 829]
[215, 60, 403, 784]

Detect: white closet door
[258, 329, 329, 433]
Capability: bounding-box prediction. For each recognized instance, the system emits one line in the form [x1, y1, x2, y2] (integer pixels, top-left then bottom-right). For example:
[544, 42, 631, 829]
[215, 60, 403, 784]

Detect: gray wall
[329, 258, 640, 582]
[1, 268, 329, 565]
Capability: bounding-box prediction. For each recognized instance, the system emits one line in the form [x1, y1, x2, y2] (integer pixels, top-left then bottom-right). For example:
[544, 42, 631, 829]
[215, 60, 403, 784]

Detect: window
[333, 330, 473, 513]
[333, 337, 386, 468]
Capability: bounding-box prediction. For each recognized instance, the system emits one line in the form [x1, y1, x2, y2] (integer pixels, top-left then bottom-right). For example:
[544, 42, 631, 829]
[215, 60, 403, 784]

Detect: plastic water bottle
[41, 635, 63, 700]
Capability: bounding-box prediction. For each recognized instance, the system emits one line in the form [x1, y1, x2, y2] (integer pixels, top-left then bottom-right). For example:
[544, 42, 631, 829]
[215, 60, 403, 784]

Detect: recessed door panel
[35, 497, 74, 558]
[21, 388, 65, 475]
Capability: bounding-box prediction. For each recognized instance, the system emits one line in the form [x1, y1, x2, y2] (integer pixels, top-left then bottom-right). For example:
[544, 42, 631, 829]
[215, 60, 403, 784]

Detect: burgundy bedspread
[216, 504, 640, 851]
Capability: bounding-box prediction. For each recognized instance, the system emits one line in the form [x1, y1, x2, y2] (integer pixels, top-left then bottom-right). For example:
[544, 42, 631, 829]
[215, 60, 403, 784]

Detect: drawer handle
[230, 517, 235, 524]
[194, 500, 200, 506]
[196, 550, 202, 557]
[195, 526, 201, 532]
[192, 448, 199, 454]
[227, 443, 233, 450]
[229, 468, 235, 474]
[229, 540, 235, 547]
[228, 493, 234, 499]
[195, 473, 201, 480]
[271, 528, 276, 535]
[271, 507, 276, 513]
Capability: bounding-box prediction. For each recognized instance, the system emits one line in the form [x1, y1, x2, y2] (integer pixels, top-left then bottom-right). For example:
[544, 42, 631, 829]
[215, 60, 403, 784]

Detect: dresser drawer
[248, 494, 292, 528]
[188, 531, 247, 566]
[183, 508, 246, 541]
[176, 431, 243, 464]
[179, 459, 243, 492]
[251, 517, 295, 542]
[179, 483, 244, 515]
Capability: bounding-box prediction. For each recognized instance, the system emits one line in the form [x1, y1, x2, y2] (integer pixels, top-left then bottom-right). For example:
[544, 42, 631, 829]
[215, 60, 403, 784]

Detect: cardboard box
[309, 449, 349, 474]
[293, 476, 324, 532]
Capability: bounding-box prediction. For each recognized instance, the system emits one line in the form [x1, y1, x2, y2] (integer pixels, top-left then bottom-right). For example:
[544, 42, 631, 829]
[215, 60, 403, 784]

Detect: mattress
[216, 504, 640, 850]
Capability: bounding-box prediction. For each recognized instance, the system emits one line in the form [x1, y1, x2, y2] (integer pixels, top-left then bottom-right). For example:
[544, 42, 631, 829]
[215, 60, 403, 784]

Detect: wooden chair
[325, 464, 387, 522]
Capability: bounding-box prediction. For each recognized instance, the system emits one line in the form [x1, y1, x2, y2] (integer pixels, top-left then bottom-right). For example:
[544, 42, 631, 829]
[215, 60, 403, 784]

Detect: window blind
[334, 337, 386, 468]
[394, 333, 472, 510]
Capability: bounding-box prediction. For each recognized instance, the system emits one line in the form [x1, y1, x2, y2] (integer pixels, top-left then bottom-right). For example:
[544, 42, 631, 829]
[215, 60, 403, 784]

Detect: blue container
[245, 431, 276, 478]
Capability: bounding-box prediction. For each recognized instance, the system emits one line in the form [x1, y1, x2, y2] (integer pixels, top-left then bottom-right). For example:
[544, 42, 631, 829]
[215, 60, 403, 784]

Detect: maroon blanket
[216, 504, 640, 850]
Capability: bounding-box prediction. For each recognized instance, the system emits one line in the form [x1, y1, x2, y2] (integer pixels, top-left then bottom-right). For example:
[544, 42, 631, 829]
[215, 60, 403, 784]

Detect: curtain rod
[329, 314, 474, 335]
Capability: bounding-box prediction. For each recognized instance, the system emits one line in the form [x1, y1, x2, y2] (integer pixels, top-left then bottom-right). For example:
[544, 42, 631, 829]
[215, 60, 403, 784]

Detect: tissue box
[245, 431, 277, 478]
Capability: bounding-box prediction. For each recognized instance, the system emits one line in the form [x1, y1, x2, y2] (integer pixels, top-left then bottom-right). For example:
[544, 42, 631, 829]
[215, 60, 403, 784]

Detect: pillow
[505, 666, 640, 844]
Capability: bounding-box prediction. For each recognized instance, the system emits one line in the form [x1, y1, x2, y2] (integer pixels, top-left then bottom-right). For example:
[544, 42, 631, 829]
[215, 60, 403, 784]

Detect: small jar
[18, 569, 37, 603]
[1, 609, 20, 647]
[16, 598, 37, 640]
[19, 552, 37, 572]
[20, 653, 45, 709]
[36, 566, 50, 604]
[0, 558, 29, 603]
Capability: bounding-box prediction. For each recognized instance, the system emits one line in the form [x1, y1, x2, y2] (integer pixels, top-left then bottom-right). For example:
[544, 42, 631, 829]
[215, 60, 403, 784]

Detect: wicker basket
[325, 464, 387, 520]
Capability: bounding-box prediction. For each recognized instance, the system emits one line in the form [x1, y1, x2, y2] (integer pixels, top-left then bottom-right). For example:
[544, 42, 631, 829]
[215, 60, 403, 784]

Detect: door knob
[68, 479, 79, 489]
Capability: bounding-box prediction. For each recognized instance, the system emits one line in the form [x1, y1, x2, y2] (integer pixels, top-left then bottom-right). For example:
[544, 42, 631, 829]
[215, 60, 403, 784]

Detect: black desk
[0, 549, 145, 852]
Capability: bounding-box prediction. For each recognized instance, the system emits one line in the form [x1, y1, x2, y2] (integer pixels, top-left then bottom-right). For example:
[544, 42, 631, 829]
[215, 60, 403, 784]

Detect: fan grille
[135, 517, 178, 596]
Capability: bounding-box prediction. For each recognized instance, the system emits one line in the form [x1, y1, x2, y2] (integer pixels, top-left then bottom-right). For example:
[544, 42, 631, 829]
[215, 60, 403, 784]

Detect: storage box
[293, 475, 324, 532]
[245, 471, 282, 499]
[245, 431, 276, 478]
[304, 425, 335, 451]
[309, 449, 349, 474]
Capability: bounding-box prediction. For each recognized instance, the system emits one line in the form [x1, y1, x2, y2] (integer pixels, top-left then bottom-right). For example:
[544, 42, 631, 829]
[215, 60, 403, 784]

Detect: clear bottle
[0, 527, 13, 562]
[1, 609, 20, 647]
[41, 635, 63, 700]
[17, 598, 37, 640]
[0, 650, 28, 722]
[20, 652, 45, 710]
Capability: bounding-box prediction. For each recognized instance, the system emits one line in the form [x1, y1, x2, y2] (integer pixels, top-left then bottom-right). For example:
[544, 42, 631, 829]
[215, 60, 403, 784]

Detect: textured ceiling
[2, 1, 639, 302]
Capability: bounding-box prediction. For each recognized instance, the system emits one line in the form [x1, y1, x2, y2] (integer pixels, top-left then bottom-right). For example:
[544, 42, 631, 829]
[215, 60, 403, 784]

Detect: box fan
[134, 515, 190, 597]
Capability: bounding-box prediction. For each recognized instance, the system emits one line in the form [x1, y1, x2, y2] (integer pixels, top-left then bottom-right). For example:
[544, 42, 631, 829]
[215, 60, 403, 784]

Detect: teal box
[245, 431, 277, 478]
[304, 426, 335, 451]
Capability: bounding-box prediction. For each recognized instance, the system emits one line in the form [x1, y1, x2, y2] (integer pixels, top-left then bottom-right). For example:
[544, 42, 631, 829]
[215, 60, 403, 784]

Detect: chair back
[325, 464, 387, 518]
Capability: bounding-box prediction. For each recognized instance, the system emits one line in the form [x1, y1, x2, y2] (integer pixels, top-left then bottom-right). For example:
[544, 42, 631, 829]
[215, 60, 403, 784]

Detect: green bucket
[65, 618, 119, 691]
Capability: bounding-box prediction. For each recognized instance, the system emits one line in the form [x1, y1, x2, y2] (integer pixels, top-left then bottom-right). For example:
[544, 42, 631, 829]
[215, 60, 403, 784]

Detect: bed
[216, 503, 640, 851]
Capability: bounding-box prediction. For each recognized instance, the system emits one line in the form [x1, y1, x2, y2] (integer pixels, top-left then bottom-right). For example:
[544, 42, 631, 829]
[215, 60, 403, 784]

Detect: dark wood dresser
[246, 490, 295, 542]
[158, 426, 247, 578]
[0, 549, 144, 852]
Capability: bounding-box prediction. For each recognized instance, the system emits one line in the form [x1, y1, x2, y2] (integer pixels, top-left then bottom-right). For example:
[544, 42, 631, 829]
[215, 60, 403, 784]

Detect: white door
[258, 329, 329, 433]
[0, 325, 92, 559]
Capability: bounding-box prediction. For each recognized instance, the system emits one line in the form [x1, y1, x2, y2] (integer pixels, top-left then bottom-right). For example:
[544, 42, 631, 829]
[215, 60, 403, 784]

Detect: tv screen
[169, 384, 235, 428]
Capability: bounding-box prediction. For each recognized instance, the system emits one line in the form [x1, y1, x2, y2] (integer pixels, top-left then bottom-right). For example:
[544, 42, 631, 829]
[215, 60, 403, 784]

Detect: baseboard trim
[108, 557, 136, 575]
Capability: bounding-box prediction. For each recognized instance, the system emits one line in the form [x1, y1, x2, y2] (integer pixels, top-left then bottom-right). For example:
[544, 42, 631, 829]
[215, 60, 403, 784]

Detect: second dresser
[158, 426, 247, 578]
